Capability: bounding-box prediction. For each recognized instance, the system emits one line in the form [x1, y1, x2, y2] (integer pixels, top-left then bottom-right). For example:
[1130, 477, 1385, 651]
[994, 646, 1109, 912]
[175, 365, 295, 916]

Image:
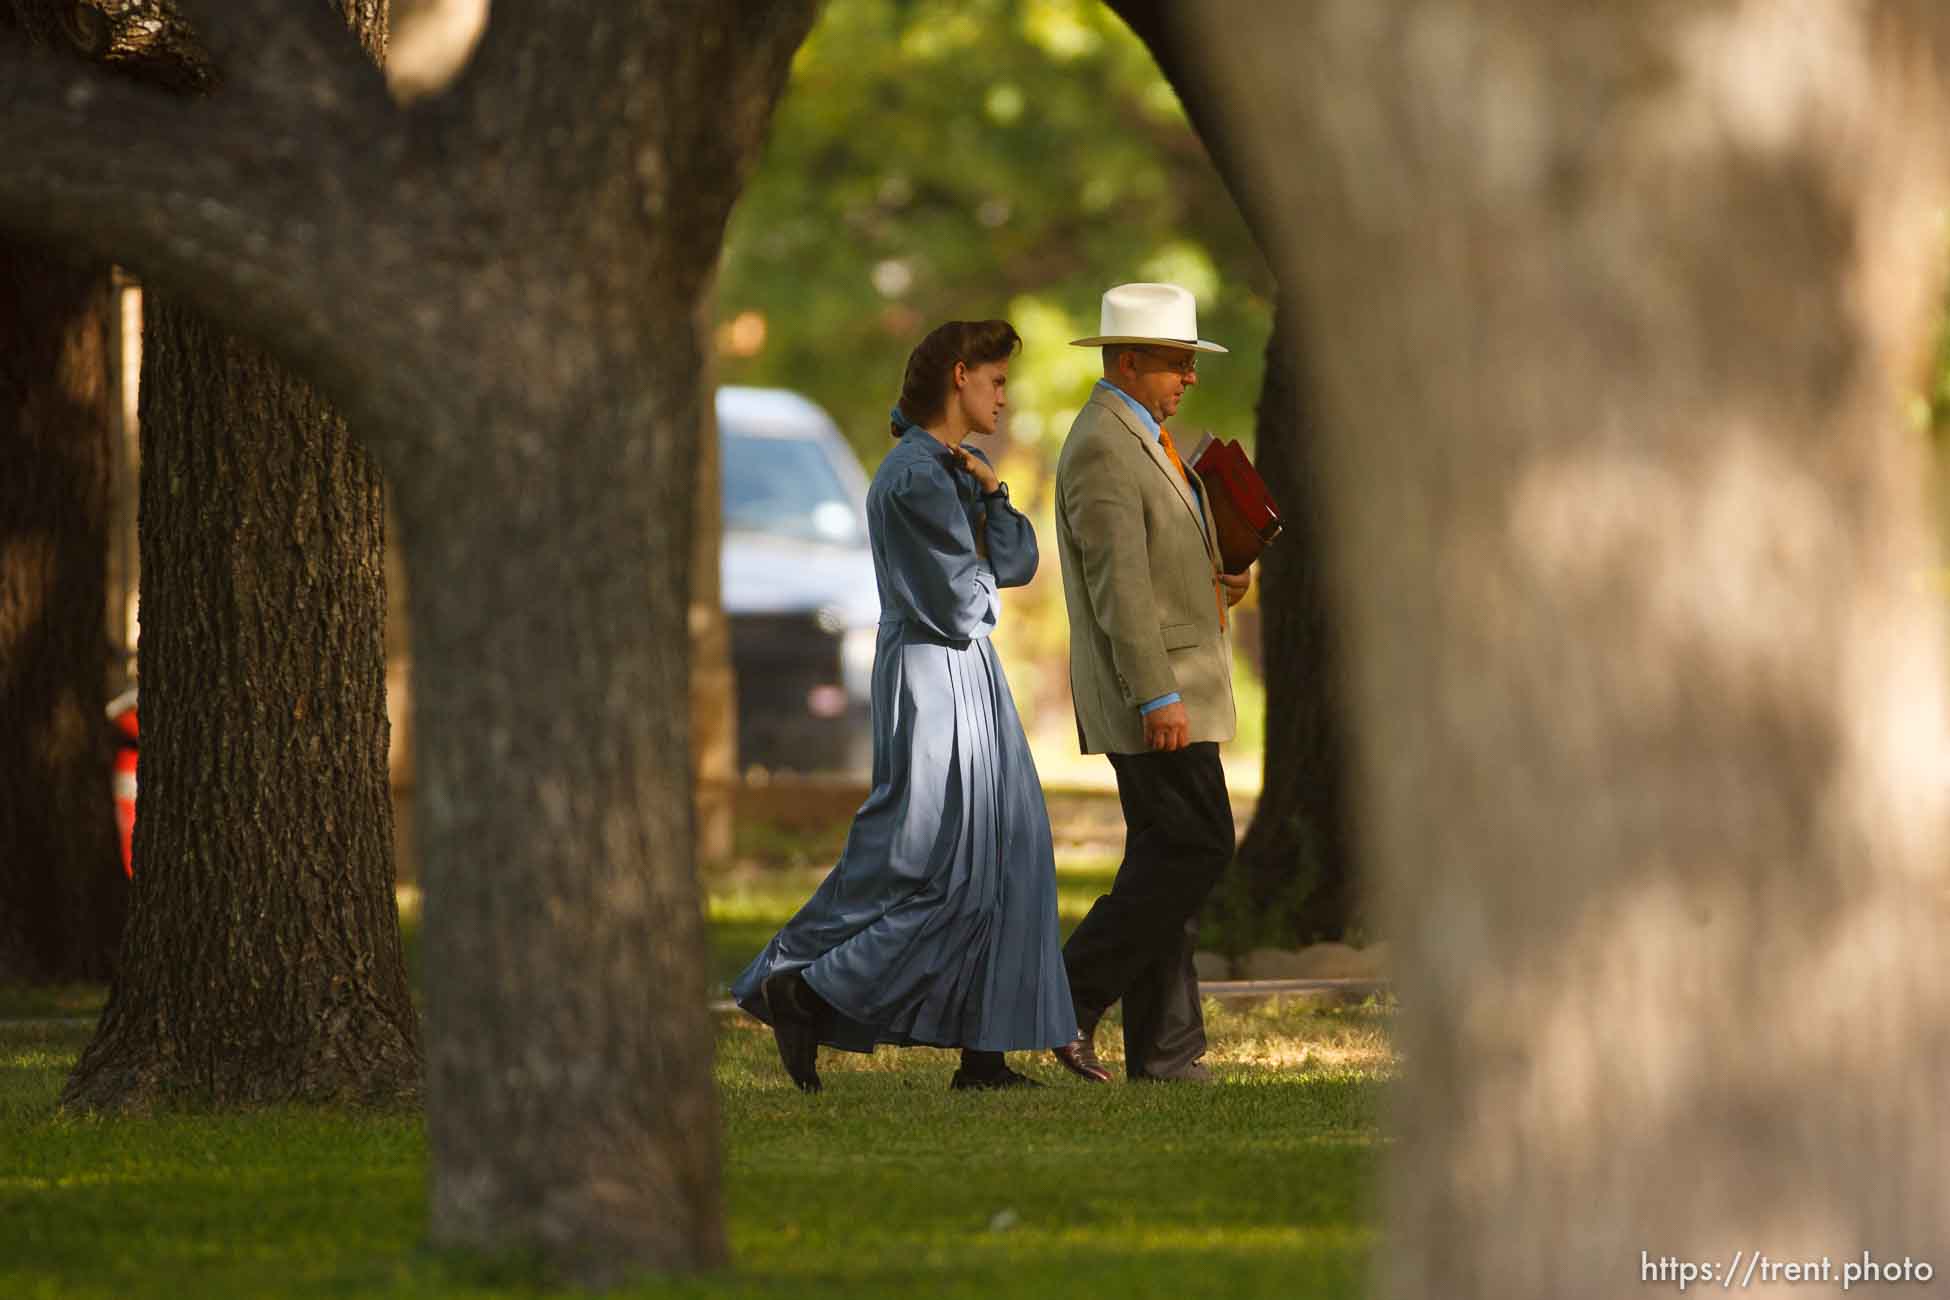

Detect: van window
[721, 433, 863, 544]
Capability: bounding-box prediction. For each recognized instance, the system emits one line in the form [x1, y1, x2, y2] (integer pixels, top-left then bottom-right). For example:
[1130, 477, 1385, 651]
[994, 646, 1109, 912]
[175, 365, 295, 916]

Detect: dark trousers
[1062, 742, 1233, 1079]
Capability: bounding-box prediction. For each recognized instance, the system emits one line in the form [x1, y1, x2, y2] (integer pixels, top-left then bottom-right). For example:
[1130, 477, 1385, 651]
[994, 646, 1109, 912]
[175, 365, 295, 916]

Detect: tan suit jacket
[1055, 387, 1236, 755]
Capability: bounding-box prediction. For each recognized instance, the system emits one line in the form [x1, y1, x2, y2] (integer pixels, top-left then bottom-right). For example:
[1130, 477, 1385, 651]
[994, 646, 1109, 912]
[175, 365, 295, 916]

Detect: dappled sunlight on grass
[1220, 1031, 1393, 1077]
[717, 995, 1397, 1092]
[713, 993, 1384, 1296]
[1209, 1000, 1397, 1078]
[2, 967, 1388, 1299]
[1, 817, 1394, 1298]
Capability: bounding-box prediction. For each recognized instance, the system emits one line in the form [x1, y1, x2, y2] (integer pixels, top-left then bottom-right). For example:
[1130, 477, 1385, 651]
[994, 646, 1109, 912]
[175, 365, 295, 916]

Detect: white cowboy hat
[1069, 282, 1229, 353]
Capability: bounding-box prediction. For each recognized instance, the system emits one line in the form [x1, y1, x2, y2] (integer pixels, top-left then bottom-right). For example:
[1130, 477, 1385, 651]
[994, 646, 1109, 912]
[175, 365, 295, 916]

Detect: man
[1052, 282, 1251, 1084]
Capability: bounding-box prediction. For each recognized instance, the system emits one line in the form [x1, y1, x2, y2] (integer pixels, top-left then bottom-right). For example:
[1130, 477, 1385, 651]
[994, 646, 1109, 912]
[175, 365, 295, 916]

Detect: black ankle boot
[761, 971, 830, 1093]
[950, 1049, 1043, 1091]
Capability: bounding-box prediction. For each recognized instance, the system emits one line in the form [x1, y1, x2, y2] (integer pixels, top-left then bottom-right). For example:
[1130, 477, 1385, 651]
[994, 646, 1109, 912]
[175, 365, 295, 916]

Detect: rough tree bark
[11, 0, 209, 87]
[0, 0, 815, 1279]
[62, 294, 420, 1107]
[0, 236, 126, 982]
[58, 0, 417, 1110]
[1185, 2, 1950, 1296]
[1110, 0, 1360, 942]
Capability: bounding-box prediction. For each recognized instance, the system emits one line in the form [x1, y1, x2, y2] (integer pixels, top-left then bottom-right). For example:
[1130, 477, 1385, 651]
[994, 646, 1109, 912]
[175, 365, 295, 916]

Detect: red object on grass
[108, 688, 138, 878]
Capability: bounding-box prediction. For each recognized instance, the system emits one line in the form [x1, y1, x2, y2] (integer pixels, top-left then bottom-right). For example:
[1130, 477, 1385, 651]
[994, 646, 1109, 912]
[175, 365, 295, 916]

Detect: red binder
[1184, 431, 1282, 575]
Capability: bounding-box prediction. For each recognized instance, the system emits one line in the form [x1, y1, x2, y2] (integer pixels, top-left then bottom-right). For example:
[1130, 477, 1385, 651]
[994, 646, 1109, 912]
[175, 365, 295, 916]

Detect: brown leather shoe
[1051, 1028, 1112, 1083]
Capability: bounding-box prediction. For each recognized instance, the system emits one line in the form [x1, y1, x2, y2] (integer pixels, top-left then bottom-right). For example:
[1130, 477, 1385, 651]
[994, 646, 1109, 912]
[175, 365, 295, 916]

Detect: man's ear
[953, 360, 969, 390]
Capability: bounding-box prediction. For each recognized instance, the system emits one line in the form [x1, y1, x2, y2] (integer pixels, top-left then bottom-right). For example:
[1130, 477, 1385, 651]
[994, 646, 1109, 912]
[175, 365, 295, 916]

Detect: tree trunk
[1185, 2, 1950, 1295]
[1228, 297, 1357, 944]
[63, 295, 418, 1105]
[692, 278, 736, 865]
[386, 9, 816, 1273]
[1108, 0, 1361, 944]
[60, 0, 414, 1106]
[0, 239, 125, 982]
[398, 334, 726, 1281]
[0, 0, 818, 1276]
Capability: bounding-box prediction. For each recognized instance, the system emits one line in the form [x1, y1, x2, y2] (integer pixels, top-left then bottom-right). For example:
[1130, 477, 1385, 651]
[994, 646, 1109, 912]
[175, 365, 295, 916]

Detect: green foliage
[718, 0, 1273, 470]
[717, 0, 1278, 761]
[0, 1004, 1386, 1298]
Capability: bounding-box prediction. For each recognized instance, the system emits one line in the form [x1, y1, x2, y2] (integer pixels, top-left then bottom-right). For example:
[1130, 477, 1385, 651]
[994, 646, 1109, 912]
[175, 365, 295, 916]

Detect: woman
[730, 319, 1077, 1091]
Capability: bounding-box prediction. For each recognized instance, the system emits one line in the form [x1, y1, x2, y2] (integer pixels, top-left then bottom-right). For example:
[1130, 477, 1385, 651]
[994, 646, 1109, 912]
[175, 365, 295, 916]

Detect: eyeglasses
[1134, 348, 1197, 377]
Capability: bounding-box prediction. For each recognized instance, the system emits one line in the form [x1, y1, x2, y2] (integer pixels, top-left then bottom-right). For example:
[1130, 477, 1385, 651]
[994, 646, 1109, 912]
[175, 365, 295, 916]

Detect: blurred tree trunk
[62, 0, 416, 1105]
[692, 278, 736, 865]
[1231, 300, 1355, 943]
[1110, 0, 1360, 945]
[1, 0, 817, 1278]
[1185, 1, 1950, 1294]
[0, 238, 126, 982]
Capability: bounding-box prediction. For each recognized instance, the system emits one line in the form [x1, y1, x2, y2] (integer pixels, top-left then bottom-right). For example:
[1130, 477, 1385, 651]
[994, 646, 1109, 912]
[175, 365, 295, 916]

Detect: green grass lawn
[0, 1000, 1387, 1299]
[1, 823, 1388, 1297]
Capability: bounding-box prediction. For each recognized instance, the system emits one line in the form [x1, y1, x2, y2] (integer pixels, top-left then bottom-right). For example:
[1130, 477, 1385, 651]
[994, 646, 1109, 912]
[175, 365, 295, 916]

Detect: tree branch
[0, 47, 433, 438]
[1104, 0, 1285, 256]
[174, 0, 390, 115]
[0, 0, 819, 467]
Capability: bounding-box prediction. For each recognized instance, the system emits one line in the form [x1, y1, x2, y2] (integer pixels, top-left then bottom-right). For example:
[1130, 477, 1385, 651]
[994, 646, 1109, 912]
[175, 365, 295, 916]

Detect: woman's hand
[949, 444, 1000, 495]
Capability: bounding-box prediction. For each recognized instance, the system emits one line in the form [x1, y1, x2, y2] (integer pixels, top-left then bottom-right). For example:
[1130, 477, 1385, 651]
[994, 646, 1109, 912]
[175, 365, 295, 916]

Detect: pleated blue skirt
[730, 621, 1078, 1053]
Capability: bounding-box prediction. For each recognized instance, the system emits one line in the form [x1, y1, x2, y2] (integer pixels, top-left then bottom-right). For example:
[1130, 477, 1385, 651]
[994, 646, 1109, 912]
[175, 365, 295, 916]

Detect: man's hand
[1143, 699, 1191, 752]
[1220, 569, 1251, 607]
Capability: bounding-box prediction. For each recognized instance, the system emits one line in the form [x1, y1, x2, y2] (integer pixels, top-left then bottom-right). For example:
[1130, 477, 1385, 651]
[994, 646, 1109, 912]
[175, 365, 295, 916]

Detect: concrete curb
[1199, 977, 1390, 1003]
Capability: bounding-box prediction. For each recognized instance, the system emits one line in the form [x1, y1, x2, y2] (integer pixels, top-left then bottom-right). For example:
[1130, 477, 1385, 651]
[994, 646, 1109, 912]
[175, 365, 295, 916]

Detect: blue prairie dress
[731, 429, 1078, 1053]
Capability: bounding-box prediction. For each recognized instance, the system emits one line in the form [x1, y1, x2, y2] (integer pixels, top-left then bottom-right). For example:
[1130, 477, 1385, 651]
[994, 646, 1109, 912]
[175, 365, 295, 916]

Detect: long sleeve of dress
[881, 460, 998, 641]
[964, 450, 1038, 589]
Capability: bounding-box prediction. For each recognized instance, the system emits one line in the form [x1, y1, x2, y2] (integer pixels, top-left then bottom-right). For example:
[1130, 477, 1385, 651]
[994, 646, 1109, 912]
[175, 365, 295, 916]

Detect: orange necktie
[1158, 426, 1227, 632]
